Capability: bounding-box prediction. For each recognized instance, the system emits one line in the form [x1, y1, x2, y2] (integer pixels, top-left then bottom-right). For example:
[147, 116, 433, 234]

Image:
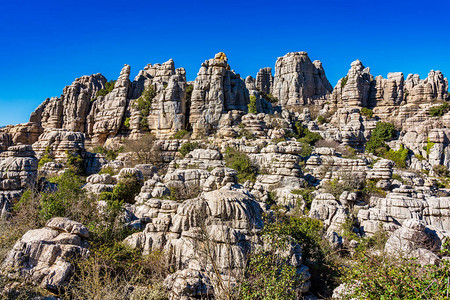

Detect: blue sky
[1, 0, 449, 126]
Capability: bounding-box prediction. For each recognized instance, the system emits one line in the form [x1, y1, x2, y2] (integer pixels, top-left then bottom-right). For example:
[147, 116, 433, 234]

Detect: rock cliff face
[255, 67, 273, 95]
[0, 145, 38, 217]
[87, 65, 131, 145]
[30, 74, 107, 132]
[272, 52, 332, 107]
[190, 52, 250, 136]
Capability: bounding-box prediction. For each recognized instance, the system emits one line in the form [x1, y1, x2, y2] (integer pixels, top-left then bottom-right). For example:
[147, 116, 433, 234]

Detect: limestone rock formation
[0, 145, 38, 217]
[32, 129, 85, 160]
[190, 52, 250, 136]
[30, 74, 107, 132]
[255, 67, 273, 95]
[87, 65, 131, 144]
[272, 52, 332, 107]
[405, 71, 449, 104]
[1, 218, 89, 291]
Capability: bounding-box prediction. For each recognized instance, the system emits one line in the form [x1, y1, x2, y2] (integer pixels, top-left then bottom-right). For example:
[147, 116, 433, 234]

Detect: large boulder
[1, 218, 90, 291]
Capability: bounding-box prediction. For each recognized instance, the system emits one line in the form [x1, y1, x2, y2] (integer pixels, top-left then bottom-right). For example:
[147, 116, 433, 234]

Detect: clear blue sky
[1, 0, 449, 126]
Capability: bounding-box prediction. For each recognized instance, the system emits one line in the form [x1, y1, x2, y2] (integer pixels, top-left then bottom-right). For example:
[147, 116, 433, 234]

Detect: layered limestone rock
[0, 122, 44, 146]
[0, 132, 12, 152]
[255, 67, 273, 95]
[405, 71, 449, 104]
[333, 60, 372, 108]
[87, 65, 131, 144]
[0, 145, 38, 217]
[83, 173, 115, 195]
[309, 192, 349, 234]
[272, 52, 332, 107]
[190, 52, 250, 136]
[30, 74, 107, 131]
[125, 187, 310, 299]
[128, 59, 187, 138]
[32, 129, 85, 160]
[357, 185, 450, 235]
[1, 218, 89, 291]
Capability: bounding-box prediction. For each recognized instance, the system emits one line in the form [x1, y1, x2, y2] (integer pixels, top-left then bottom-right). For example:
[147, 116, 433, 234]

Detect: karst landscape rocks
[1, 51, 450, 299]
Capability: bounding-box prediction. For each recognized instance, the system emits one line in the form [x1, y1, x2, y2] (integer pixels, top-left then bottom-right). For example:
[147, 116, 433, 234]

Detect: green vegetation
[366, 121, 396, 155]
[260, 92, 278, 104]
[136, 85, 157, 130]
[287, 121, 322, 146]
[94, 80, 116, 100]
[429, 101, 449, 117]
[224, 147, 258, 183]
[317, 115, 328, 124]
[100, 175, 142, 205]
[433, 165, 450, 177]
[171, 130, 191, 140]
[248, 95, 257, 114]
[66, 151, 85, 175]
[360, 107, 374, 118]
[340, 76, 348, 88]
[91, 146, 123, 161]
[291, 188, 314, 211]
[424, 138, 435, 157]
[179, 142, 199, 157]
[342, 254, 450, 299]
[124, 117, 130, 128]
[383, 145, 409, 168]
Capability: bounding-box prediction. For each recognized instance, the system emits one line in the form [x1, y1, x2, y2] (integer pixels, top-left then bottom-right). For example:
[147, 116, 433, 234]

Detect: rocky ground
[0, 51, 449, 299]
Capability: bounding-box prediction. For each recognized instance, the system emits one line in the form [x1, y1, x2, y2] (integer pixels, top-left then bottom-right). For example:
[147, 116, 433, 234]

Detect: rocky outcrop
[190, 52, 250, 136]
[0, 145, 38, 217]
[405, 71, 449, 104]
[0, 122, 44, 146]
[87, 65, 131, 144]
[32, 129, 85, 160]
[255, 67, 273, 95]
[1, 218, 89, 291]
[128, 59, 187, 138]
[30, 74, 107, 132]
[272, 52, 332, 107]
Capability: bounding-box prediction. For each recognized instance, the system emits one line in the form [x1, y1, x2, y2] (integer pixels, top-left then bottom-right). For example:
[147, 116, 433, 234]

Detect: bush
[360, 107, 374, 118]
[290, 121, 323, 145]
[366, 122, 396, 155]
[384, 145, 409, 168]
[111, 176, 142, 204]
[291, 188, 314, 211]
[179, 142, 199, 157]
[429, 101, 449, 117]
[342, 253, 450, 299]
[171, 130, 191, 140]
[38, 155, 53, 169]
[424, 138, 435, 157]
[136, 85, 157, 130]
[224, 147, 258, 183]
[124, 134, 162, 166]
[262, 215, 339, 296]
[248, 95, 257, 114]
[124, 117, 130, 128]
[91, 146, 123, 161]
[260, 92, 278, 104]
[317, 115, 328, 124]
[433, 165, 450, 177]
[95, 80, 116, 99]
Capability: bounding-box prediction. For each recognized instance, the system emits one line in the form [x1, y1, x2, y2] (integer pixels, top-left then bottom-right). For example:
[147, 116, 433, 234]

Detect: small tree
[248, 95, 257, 114]
[124, 134, 162, 166]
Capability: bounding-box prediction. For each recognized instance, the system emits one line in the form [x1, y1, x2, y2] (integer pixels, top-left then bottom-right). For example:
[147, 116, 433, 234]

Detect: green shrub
[424, 138, 435, 157]
[66, 151, 85, 175]
[366, 122, 396, 155]
[38, 155, 53, 169]
[248, 95, 257, 114]
[260, 92, 278, 104]
[185, 84, 194, 103]
[290, 121, 323, 145]
[171, 130, 191, 140]
[429, 101, 449, 117]
[342, 253, 450, 299]
[291, 188, 314, 211]
[360, 107, 374, 118]
[91, 146, 123, 161]
[179, 142, 199, 157]
[99, 166, 115, 176]
[94, 80, 116, 99]
[224, 147, 258, 183]
[384, 145, 409, 168]
[340, 76, 348, 88]
[300, 142, 313, 157]
[136, 85, 157, 130]
[433, 165, 450, 177]
[239, 128, 255, 140]
[111, 176, 142, 204]
[124, 117, 130, 128]
[317, 115, 328, 124]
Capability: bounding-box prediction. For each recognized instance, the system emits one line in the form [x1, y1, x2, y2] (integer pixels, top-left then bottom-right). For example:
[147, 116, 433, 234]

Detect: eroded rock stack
[0, 145, 38, 217]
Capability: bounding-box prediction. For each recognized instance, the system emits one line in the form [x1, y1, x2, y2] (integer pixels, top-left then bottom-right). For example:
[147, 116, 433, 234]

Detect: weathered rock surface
[0, 145, 38, 217]
[1, 217, 89, 291]
[255, 67, 273, 95]
[32, 129, 85, 160]
[272, 52, 332, 107]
